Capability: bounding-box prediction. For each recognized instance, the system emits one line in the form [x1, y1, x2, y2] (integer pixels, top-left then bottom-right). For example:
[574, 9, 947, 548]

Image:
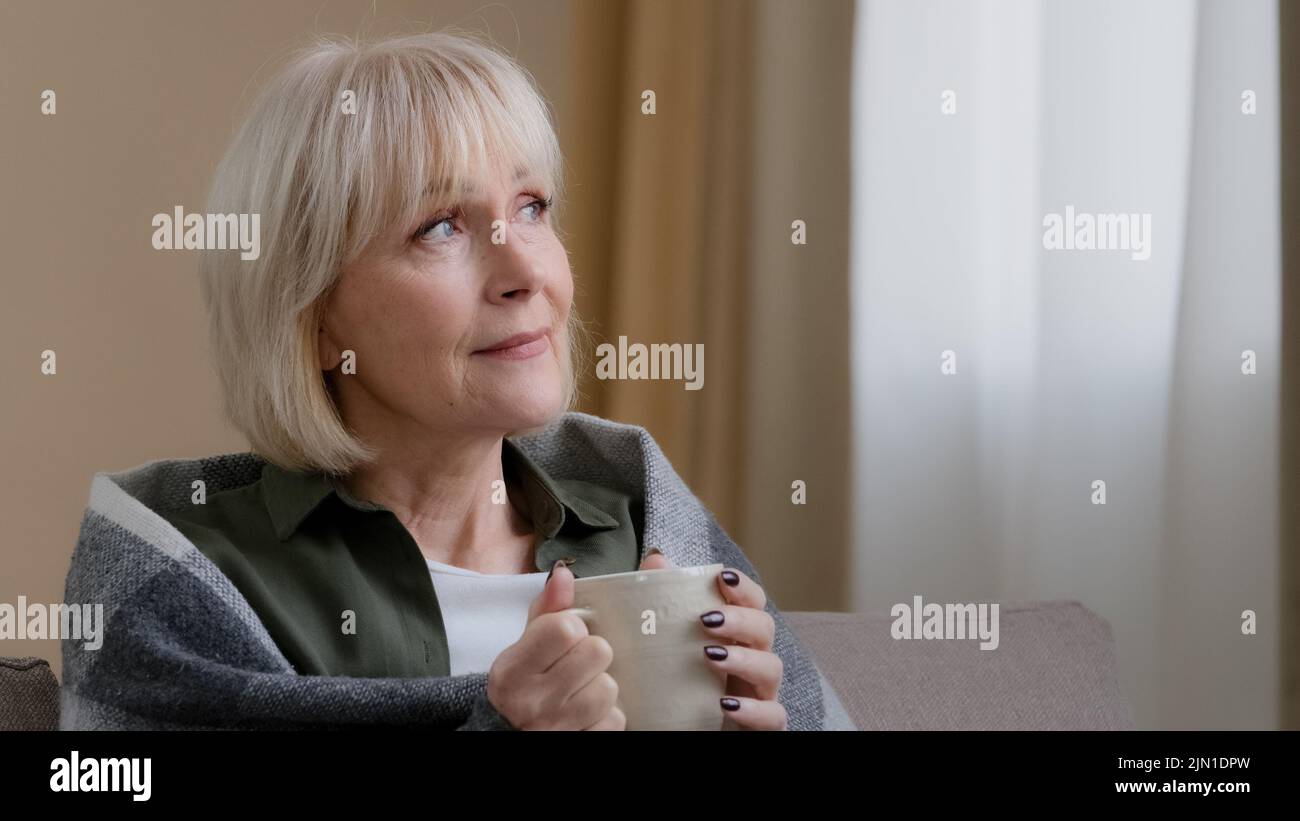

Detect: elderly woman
[61, 30, 847, 731]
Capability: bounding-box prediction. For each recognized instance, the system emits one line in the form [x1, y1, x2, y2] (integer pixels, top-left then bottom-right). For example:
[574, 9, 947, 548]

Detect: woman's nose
[483, 226, 547, 300]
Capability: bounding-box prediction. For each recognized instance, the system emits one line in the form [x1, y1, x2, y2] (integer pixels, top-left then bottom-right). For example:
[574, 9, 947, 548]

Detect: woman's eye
[521, 196, 552, 222]
[412, 198, 548, 244]
[416, 216, 456, 242]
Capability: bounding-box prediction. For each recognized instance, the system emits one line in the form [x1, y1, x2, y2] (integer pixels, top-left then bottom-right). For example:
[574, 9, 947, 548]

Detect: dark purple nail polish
[704, 645, 728, 661]
[721, 697, 741, 712]
[546, 559, 564, 582]
[720, 570, 740, 587]
[701, 610, 724, 628]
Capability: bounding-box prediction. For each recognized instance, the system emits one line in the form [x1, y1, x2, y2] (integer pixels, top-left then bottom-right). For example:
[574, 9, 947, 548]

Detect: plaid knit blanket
[61, 411, 853, 730]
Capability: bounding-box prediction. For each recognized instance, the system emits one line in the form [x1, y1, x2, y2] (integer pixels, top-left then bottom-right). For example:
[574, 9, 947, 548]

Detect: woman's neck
[341, 435, 538, 574]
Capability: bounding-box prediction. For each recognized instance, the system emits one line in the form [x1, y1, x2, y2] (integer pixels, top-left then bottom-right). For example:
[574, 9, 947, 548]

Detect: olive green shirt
[159, 438, 643, 679]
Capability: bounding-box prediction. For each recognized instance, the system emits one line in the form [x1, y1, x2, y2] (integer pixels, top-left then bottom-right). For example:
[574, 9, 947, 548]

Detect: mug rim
[573, 561, 724, 585]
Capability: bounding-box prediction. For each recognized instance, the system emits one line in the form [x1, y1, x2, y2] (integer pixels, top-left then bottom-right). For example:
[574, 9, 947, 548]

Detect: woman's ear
[318, 322, 341, 371]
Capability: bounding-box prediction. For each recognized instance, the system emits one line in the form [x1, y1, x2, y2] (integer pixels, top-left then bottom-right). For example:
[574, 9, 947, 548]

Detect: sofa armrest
[0, 656, 60, 731]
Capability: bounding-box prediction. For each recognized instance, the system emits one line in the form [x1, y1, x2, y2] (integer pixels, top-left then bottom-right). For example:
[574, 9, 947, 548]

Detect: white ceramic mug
[564, 562, 728, 730]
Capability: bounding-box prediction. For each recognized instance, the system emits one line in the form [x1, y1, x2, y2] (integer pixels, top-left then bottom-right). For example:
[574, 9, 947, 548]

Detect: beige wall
[0, 0, 575, 681]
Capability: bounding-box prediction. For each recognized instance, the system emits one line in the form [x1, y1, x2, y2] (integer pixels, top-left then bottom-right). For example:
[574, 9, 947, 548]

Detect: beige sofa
[0, 599, 1132, 730]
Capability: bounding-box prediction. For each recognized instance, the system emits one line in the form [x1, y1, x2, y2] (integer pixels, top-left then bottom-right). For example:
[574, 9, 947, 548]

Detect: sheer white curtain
[850, 0, 1279, 729]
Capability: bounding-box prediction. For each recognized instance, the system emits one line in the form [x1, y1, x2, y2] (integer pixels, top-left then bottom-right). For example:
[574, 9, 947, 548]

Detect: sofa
[0, 599, 1133, 730]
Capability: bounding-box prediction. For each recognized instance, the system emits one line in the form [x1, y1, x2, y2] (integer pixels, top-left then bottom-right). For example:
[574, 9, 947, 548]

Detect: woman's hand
[487, 562, 624, 730]
[640, 550, 788, 730]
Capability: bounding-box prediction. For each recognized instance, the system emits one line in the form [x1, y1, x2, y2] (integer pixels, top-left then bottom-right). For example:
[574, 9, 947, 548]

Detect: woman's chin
[463, 364, 567, 431]
[492, 390, 566, 432]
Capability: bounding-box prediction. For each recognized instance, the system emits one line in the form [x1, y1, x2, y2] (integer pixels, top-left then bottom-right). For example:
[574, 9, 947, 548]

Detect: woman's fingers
[699, 603, 776, 651]
[639, 549, 673, 571]
[715, 566, 767, 611]
[703, 643, 782, 701]
[719, 695, 788, 730]
[583, 706, 627, 731]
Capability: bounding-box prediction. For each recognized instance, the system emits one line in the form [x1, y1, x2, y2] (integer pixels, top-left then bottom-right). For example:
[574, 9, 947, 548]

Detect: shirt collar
[260, 437, 619, 542]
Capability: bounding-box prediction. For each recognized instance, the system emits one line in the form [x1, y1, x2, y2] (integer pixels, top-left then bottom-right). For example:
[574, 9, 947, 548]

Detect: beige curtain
[561, 0, 855, 612]
[1281, 0, 1299, 731]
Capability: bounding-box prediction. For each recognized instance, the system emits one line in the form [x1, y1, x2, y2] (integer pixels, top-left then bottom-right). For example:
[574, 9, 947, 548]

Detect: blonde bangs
[336, 31, 567, 262]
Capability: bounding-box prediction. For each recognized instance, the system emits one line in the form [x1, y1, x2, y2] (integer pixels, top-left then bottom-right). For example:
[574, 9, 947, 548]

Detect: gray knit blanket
[61, 411, 853, 730]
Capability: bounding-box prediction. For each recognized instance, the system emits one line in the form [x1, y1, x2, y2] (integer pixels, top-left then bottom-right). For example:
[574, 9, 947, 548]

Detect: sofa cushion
[786, 600, 1134, 730]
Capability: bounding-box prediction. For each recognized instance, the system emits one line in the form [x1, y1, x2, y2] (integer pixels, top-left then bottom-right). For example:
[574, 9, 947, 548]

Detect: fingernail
[701, 610, 724, 628]
[704, 645, 728, 661]
[645, 546, 664, 558]
[720, 697, 741, 712]
[546, 559, 565, 582]
[720, 570, 740, 587]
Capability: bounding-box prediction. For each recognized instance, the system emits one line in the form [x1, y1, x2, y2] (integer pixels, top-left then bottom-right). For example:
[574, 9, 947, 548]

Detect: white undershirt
[426, 558, 550, 676]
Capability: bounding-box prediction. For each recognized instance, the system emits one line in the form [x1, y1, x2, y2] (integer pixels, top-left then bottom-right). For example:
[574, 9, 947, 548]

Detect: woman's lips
[473, 333, 550, 360]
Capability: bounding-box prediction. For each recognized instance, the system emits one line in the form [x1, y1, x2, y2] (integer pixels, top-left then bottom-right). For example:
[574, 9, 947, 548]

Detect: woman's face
[318, 163, 572, 439]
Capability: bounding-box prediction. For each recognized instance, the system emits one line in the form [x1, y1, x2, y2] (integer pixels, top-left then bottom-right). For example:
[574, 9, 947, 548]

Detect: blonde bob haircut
[198, 29, 589, 475]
